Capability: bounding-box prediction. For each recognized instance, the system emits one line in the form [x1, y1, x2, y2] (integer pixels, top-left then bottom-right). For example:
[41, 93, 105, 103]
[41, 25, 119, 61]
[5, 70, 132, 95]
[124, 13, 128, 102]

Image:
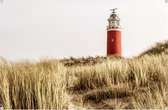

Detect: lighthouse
[107, 8, 122, 56]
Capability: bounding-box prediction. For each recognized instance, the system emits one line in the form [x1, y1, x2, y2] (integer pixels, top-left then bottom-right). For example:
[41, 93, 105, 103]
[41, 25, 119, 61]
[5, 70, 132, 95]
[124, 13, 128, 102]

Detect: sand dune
[0, 41, 168, 109]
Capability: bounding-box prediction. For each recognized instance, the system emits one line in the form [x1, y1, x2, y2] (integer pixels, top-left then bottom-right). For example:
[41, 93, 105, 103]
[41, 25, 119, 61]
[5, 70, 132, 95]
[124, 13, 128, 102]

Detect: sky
[0, 0, 168, 61]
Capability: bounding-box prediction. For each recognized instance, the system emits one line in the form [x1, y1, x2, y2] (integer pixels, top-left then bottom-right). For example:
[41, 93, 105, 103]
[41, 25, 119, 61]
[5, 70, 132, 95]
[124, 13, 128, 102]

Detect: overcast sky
[0, 0, 168, 61]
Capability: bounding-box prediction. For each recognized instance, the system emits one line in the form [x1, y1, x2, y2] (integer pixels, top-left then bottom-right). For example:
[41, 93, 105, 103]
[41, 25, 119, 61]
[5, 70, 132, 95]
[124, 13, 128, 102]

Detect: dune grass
[0, 60, 68, 109]
[67, 54, 168, 109]
[0, 41, 168, 109]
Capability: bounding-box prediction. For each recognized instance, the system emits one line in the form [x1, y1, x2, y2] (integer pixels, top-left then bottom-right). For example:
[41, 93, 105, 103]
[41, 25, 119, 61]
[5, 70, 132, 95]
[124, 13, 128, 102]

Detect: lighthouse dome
[107, 9, 121, 30]
[109, 13, 120, 21]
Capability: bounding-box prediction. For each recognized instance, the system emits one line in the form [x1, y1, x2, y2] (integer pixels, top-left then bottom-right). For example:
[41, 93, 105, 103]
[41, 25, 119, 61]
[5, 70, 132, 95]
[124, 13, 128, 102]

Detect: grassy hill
[0, 40, 168, 109]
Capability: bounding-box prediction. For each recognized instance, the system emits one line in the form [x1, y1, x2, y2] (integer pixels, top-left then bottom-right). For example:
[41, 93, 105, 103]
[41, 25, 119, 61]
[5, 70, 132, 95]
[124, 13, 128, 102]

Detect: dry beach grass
[0, 60, 68, 109]
[0, 40, 168, 109]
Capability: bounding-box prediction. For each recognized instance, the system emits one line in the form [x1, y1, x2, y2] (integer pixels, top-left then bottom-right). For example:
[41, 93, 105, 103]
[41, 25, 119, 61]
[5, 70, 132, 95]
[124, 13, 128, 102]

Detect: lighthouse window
[111, 39, 114, 42]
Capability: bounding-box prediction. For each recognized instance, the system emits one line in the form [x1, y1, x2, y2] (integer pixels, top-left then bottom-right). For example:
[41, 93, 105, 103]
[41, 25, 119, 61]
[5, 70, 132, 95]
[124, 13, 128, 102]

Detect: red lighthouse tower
[107, 8, 122, 56]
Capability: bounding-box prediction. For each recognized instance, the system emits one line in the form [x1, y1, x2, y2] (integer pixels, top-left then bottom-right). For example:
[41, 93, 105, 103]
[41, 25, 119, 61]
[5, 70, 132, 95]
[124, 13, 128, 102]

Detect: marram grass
[0, 60, 69, 109]
[0, 41, 168, 109]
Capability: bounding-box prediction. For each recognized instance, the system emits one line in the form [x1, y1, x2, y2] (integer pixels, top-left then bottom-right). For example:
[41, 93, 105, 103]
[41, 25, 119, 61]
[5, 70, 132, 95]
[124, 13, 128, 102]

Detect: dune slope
[0, 41, 168, 109]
